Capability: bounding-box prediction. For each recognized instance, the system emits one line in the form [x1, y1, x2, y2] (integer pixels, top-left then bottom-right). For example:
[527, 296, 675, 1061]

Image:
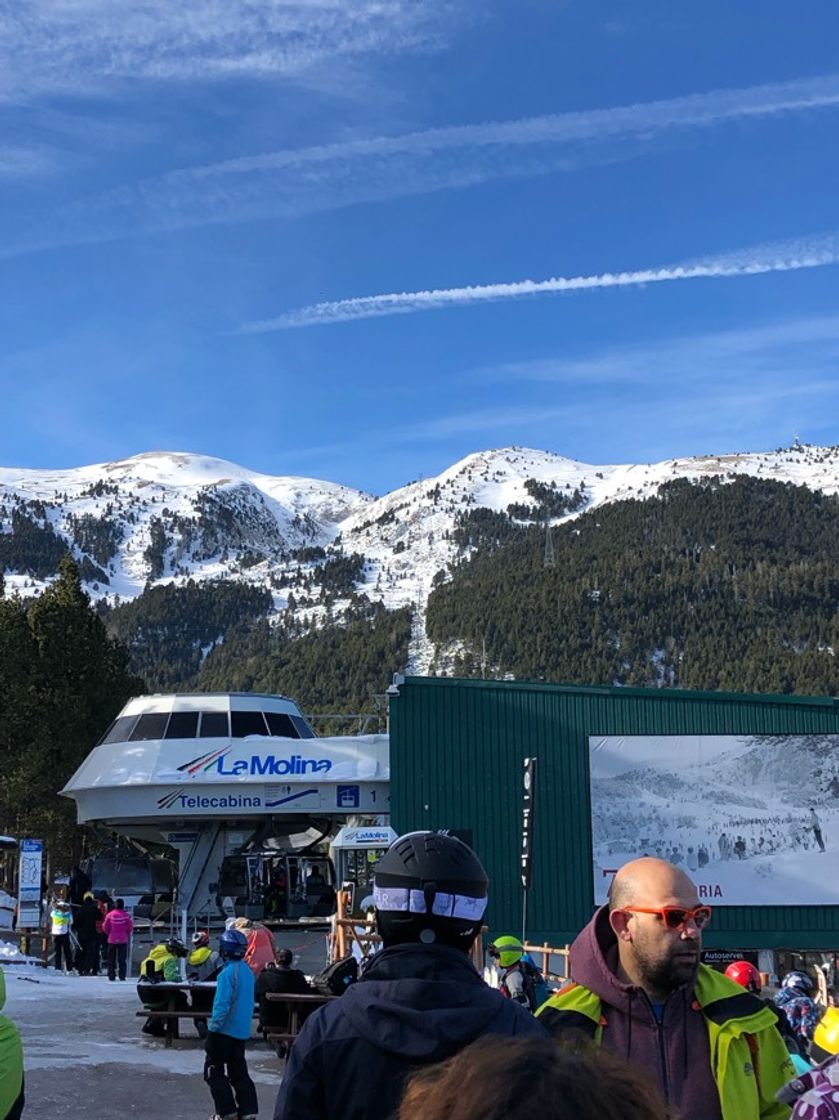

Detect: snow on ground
[4, 967, 284, 1118]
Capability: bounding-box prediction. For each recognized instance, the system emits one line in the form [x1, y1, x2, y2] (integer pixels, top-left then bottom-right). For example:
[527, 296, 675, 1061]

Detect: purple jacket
[102, 908, 133, 945]
[556, 906, 723, 1120]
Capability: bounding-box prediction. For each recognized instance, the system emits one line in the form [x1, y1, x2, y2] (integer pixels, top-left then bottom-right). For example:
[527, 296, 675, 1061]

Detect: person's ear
[609, 908, 633, 943]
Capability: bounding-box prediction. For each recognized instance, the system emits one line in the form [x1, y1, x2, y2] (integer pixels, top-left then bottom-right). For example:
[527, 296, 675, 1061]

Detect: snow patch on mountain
[3, 443, 839, 671]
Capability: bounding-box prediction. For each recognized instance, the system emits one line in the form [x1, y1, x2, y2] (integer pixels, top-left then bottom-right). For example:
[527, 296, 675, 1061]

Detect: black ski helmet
[373, 831, 488, 950]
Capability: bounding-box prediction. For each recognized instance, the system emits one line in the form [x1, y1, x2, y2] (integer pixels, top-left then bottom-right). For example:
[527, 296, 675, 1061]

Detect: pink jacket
[102, 908, 133, 944]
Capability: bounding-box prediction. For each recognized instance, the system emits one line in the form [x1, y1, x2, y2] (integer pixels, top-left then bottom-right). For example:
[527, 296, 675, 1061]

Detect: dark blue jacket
[274, 942, 547, 1120]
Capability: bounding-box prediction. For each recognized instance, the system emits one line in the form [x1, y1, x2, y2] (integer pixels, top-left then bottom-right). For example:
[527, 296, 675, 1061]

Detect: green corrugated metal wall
[389, 676, 839, 949]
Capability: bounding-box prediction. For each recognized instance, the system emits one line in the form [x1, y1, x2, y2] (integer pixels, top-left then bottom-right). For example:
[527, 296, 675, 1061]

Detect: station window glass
[264, 712, 297, 738]
[231, 711, 269, 738]
[98, 715, 139, 745]
[291, 715, 316, 739]
[165, 712, 199, 739]
[200, 711, 229, 738]
[128, 712, 170, 741]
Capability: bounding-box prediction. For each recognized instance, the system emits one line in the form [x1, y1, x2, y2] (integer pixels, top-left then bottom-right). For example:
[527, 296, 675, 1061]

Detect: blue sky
[2, 0, 839, 494]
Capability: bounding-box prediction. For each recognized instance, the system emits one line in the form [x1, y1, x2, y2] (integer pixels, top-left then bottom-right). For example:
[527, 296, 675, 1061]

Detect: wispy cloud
[0, 1, 456, 103]
[171, 71, 839, 184]
[0, 144, 61, 180]
[269, 314, 839, 467]
[475, 315, 839, 388]
[240, 232, 839, 331]
[5, 71, 839, 247]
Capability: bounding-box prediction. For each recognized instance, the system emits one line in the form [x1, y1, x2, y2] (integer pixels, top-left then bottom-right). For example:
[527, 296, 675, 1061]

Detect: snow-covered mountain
[3, 442, 839, 669]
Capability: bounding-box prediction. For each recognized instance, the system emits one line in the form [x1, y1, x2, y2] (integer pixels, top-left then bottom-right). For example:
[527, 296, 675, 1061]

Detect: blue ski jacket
[208, 958, 255, 1039]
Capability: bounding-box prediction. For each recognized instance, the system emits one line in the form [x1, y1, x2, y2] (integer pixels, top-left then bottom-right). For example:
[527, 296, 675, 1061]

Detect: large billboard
[589, 734, 839, 906]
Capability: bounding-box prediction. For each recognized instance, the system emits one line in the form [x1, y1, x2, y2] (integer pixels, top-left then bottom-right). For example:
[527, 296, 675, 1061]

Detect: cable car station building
[387, 675, 839, 974]
[62, 693, 391, 924]
[64, 678, 839, 976]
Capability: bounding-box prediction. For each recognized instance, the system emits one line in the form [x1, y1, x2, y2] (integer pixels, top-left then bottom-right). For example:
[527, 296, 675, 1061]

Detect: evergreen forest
[0, 557, 144, 868]
[426, 475, 839, 694]
[4, 473, 839, 863]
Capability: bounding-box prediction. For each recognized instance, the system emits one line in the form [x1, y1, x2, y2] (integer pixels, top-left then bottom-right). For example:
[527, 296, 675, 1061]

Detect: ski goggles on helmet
[622, 905, 713, 931]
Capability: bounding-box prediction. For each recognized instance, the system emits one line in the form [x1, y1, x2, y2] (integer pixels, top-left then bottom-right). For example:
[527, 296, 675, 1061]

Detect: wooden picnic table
[136, 980, 218, 1047]
[263, 991, 336, 1062]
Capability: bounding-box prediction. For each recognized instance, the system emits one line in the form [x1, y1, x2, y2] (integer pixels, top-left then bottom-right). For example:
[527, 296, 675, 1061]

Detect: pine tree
[3, 554, 144, 860]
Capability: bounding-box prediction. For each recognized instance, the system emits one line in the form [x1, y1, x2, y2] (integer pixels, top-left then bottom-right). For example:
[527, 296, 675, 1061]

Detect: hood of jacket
[145, 945, 174, 967]
[337, 943, 519, 1061]
[568, 904, 677, 1017]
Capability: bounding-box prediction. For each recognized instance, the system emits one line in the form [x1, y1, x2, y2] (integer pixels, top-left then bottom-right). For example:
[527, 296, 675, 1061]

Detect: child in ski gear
[778, 1054, 839, 1118]
[50, 899, 73, 972]
[0, 968, 24, 1120]
[489, 936, 548, 1012]
[780, 1008, 839, 1116]
[186, 930, 221, 1039]
[137, 938, 187, 1036]
[776, 972, 821, 1042]
[102, 897, 133, 981]
[205, 927, 258, 1120]
[727, 960, 811, 1072]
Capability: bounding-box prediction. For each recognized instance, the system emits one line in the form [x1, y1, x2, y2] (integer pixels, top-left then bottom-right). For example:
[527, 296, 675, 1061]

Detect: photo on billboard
[589, 734, 839, 905]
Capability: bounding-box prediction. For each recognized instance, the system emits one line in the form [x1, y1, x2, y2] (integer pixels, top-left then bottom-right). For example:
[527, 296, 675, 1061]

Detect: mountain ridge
[3, 442, 839, 674]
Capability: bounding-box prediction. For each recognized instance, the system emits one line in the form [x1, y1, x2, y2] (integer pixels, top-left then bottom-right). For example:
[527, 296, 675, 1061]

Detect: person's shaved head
[607, 858, 703, 1001]
[609, 858, 699, 913]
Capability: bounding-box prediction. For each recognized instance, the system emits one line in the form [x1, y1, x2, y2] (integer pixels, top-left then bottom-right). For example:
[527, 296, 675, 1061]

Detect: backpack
[312, 955, 358, 996]
[521, 959, 550, 1012]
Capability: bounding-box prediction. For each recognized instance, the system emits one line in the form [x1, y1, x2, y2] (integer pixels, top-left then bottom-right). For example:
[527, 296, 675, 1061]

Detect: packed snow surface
[4, 966, 285, 1118]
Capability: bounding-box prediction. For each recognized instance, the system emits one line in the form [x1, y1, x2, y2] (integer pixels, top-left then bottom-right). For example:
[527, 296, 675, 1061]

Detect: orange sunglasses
[622, 905, 713, 931]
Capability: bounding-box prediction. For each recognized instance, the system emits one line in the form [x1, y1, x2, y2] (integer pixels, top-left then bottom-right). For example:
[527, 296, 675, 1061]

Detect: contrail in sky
[240, 233, 839, 332]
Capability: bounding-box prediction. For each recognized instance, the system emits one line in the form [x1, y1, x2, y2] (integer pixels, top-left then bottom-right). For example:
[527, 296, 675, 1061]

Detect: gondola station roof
[62, 693, 389, 825]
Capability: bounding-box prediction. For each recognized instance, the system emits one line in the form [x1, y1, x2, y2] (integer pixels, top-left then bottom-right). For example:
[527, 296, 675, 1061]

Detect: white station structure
[61, 693, 395, 923]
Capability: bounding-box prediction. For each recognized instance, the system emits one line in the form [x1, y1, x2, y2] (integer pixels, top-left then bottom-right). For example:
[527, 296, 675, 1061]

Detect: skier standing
[810, 808, 826, 853]
[205, 928, 258, 1120]
[50, 899, 73, 973]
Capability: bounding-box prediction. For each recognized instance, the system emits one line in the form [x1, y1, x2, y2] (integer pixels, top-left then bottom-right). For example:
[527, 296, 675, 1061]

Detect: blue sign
[336, 785, 360, 809]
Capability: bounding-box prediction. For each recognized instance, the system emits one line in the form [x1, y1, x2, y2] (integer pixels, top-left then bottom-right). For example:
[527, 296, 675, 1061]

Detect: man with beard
[537, 858, 793, 1119]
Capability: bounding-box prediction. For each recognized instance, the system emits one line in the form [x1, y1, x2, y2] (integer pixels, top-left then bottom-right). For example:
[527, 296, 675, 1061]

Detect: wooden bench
[263, 992, 336, 1064]
[136, 1009, 210, 1047]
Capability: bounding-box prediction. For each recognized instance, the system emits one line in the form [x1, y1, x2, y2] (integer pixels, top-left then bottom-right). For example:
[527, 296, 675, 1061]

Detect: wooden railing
[329, 890, 380, 963]
[329, 892, 570, 983]
[522, 940, 570, 984]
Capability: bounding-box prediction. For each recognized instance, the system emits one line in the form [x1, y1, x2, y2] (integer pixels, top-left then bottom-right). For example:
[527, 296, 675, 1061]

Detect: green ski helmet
[491, 935, 524, 969]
